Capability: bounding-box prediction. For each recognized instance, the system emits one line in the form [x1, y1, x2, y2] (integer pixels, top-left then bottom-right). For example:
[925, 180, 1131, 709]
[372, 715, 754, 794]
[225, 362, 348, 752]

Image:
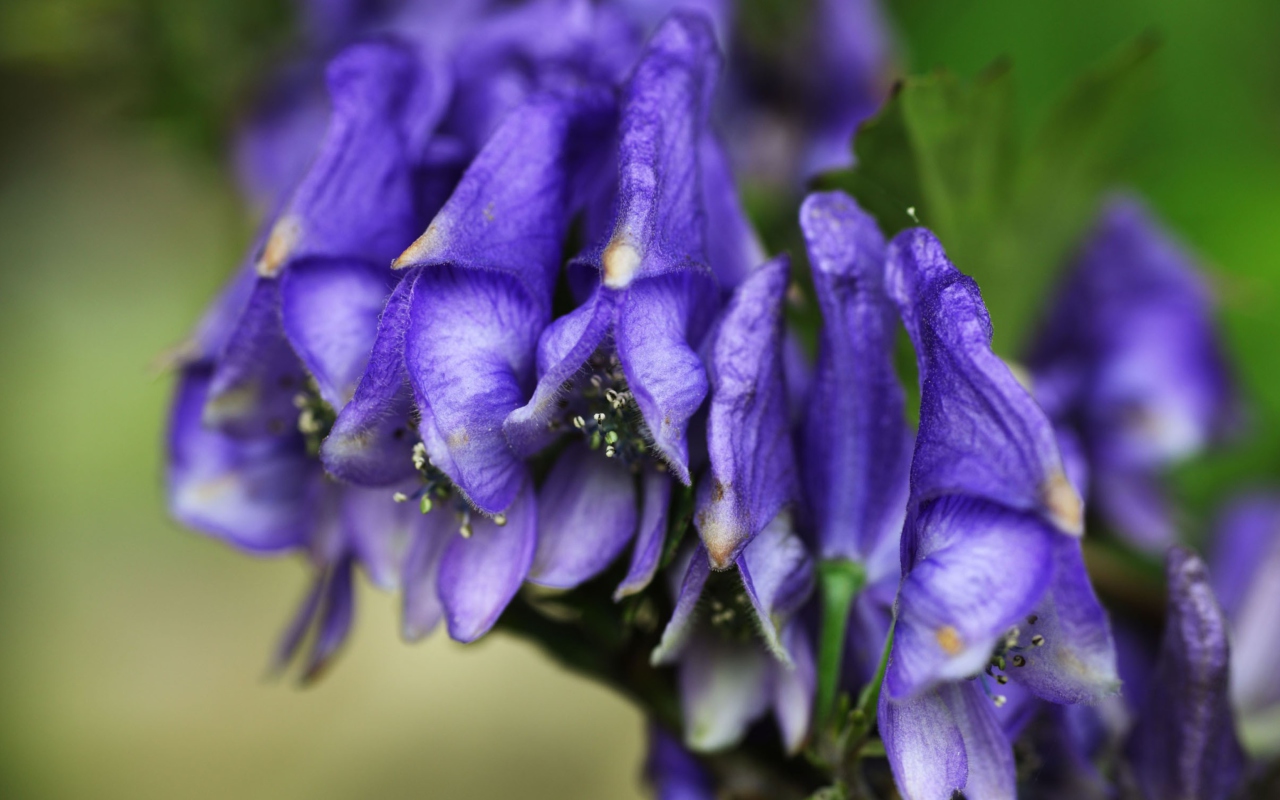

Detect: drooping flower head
[877, 228, 1118, 799]
[1028, 196, 1237, 549]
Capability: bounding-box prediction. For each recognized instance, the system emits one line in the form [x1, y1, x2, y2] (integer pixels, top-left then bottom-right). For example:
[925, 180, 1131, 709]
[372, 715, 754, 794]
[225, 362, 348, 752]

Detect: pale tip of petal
[602, 237, 641, 288]
[393, 220, 445, 270]
[1042, 470, 1084, 536]
[256, 215, 301, 277]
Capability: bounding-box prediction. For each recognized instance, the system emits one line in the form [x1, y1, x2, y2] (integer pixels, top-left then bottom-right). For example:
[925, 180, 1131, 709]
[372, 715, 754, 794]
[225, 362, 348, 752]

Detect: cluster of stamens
[552, 349, 662, 470]
[978, 614, 1046, 707]
[392, 442, 505, 538]
[700, 571, 757, 643]
[293, 380, 336, 456]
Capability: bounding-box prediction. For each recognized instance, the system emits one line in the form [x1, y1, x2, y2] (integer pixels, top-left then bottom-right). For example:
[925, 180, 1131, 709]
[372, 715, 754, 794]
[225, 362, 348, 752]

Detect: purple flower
[645, 725, 716, 800]
[877, 228, 1118, 798]
[1028, 197, 1237, 549]
[501, 12, 733, 597]
[653, 515, 815, 753]
[1126, 547, 1245, 800]
[797, 191, 911, 679]
[1210, 494, 1280, 730]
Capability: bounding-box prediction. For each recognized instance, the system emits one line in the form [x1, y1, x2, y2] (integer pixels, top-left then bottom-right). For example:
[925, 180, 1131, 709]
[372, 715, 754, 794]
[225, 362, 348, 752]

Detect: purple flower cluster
[166, 1, 1272, 798]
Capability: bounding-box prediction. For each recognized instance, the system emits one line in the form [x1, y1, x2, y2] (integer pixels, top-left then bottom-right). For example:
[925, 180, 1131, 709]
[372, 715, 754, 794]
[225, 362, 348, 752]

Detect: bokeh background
[0, 0, 1277, 797]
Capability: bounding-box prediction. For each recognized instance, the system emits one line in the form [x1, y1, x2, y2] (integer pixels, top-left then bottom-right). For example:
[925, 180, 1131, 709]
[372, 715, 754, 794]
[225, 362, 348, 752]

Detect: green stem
[815, 559, 867, 728]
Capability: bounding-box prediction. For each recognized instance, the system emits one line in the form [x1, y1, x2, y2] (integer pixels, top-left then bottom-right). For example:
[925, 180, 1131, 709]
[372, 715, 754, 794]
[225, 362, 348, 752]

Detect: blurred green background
[0, 0, 1277, 797]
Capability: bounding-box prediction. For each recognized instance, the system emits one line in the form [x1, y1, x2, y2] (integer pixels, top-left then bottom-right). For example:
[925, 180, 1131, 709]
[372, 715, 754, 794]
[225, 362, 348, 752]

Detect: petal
[168, 368, 315, 553]
[678, 633, 772, 753]
[615, 272, 714, 483]
[700, 131, 765, 294]
[301, 554, 357, 683]
[645, 724, 716, 800]
[339, 483, 418, 591]
[652, 544, 712, 665]
[393, 89, 617, 301]
[256, 40, 421, 276]
[802, 0, 893, 175]
[1092, 465, 1175, 551]
[320, 270, 419, 486]
[1126, 547, 1245, 800]
[772, 620, 817, 754]
[530, 446, 638, 588]
[695, 255, 797, 567]
[401, 508, 461, 642]
[504, 291, 617, 457]
[887, 228, 1081, 539]
[203, 278, 308, 439]
[799, 191, 910, 564]
[1210, 494, 1280, 710]
[1010, 536, 1120, 705]
[616, 469, 673, 599]
[272, 563, 326, 674]
[598, 11, 720, 290]
[280, 257, 392, 409]
[737, 513, 813, 664]
[437, 481, 537, 643]
[886, 496, 1055, 700]
[879, 680, 1016, 800]
[405, 266, 543, 513]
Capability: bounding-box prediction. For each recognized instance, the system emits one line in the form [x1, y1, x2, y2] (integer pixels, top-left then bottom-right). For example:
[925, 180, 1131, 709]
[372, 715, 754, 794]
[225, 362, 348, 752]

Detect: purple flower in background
[877, 228, 1118, 799]
[1028, 196, 1237, 550]
[502, 12, 734, 597]
[1126, 547, 1246, 800]
[798, 190, 910, 680]
[1210, 493, 1280, 749]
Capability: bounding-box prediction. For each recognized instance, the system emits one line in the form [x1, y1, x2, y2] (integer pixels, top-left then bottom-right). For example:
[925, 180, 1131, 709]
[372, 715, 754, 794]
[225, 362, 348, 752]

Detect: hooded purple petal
[168, 368, 315, 553]
[437, 481, 537, 643]
[615, 469, 673, 599]
[320, 269, 419, 485]
[398, 91, 614, 512]
[772, 619, 817, 754]
[800, 191, 910, 570]
[700, 132, 765, 293]
[886, 496, 1055, 699]
[530, 445, 638, 588]
[696, 255, 797, 568]
[255, 40, 422, 278]
[879, 680, 1016, 800]
[652, 544, 712, 665]
[888, 227, 1083, 544]
[1126, 547, 1245, 800]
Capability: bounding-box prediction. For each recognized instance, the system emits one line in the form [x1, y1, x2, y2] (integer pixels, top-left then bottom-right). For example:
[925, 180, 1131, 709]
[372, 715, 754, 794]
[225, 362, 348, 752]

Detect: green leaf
[822, 34, 1158, 353]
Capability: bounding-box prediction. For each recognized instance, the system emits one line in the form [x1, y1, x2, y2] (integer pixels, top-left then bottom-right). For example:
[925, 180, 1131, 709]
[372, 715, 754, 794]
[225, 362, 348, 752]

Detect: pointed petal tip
[256, 215, 301, 278]
[1042, 470, 1085, 536]
[391, 221, 446, 270]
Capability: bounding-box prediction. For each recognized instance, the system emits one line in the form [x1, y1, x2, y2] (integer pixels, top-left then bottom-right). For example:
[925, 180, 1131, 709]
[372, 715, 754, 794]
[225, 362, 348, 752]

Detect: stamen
[1031, 634, 1045, 647]
[1012, 655, 1027, 668]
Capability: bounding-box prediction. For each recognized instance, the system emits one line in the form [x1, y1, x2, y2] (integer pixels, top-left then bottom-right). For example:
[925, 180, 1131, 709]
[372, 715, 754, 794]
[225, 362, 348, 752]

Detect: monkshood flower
[1126, 547, 1246, 800]
[797, 190, 911, 680]
[169, 41, 432, 677]
[501, 12, 744, 597]
[1210, 493, 1280, 752]
[1028, 196, 1236, 549]
[877, 228, 1119, 799]
[322, 85, 616, 642]
[648, 256, 816, 753]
